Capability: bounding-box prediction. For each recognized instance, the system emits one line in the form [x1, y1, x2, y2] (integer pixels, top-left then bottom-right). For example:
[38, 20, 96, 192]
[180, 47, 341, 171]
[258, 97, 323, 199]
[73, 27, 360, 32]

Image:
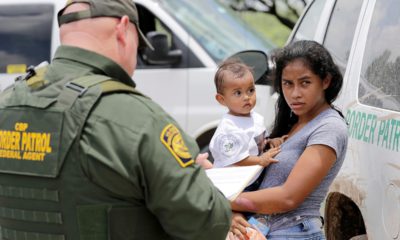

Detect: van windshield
[160, 0, 275, 62]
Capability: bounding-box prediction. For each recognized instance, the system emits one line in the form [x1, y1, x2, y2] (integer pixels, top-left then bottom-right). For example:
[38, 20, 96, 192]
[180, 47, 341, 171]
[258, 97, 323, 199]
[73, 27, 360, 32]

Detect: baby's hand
[267, 135, 288, 148]
[258, 147, 280, 167]
[195, 152, 213, 169]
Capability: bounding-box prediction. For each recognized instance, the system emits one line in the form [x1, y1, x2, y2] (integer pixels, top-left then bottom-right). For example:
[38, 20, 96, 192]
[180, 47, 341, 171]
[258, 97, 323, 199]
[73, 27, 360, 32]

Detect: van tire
[325, 193, 366, 239]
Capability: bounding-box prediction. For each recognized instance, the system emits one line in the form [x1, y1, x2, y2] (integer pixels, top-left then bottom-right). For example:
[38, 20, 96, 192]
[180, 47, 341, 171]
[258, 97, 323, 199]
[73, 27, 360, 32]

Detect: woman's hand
[228, 212, 250, 240]
[267, 135, 288, 148]
[246, 227, 268, 240]
[226, 213, 268, 240]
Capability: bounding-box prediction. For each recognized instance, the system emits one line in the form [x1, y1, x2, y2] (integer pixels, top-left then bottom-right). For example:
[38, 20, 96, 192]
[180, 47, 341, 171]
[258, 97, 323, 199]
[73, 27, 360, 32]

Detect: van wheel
[349, 234, 367, 240]
[325, 193, 366, 239]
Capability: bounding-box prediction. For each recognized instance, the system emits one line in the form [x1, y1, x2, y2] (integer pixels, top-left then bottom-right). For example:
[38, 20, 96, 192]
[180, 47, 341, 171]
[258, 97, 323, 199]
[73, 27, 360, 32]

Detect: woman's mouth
[290, 102, 304, 110]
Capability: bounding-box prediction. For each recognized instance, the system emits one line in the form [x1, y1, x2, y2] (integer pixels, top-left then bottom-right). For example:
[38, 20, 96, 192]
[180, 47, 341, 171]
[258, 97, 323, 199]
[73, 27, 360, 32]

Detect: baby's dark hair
[214, 58, 253, 94]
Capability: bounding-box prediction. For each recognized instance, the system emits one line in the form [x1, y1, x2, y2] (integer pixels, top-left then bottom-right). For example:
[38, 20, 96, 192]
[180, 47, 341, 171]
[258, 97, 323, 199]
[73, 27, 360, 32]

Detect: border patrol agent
[0, 0, 231, 239]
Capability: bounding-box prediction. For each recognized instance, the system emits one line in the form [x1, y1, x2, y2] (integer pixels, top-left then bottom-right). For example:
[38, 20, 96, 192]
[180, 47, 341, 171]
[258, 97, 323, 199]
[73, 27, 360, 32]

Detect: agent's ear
[322, 74, 332, 90]
[116, 16, 130, 47]
[215, 93, 226, 106]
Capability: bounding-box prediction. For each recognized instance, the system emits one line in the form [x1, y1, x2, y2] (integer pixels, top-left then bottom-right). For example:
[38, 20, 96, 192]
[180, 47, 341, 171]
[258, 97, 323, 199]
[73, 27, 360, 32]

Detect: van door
[341, 0, 400, 237]
[133, 2, 199, 131]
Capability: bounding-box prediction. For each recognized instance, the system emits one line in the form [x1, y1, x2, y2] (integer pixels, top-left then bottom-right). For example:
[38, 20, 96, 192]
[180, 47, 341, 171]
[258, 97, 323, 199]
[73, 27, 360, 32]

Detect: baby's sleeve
[210, 130, 251, 168]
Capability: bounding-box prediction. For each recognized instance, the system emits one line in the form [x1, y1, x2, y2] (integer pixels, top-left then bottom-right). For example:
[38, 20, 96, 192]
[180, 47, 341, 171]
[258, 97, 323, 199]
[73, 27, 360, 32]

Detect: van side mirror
[142, 31, 182, 65]
[228, 50, 272, 86]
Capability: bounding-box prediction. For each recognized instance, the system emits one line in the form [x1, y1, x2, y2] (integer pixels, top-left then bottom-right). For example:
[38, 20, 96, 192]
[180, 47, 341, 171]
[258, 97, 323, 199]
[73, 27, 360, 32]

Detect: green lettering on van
[377, 119, 400, 151]
[346, 109, 377, 145]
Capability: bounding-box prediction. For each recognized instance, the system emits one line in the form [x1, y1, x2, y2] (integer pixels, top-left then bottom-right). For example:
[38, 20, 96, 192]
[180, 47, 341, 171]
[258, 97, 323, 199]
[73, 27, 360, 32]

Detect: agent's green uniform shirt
[0, 46, 231, 240]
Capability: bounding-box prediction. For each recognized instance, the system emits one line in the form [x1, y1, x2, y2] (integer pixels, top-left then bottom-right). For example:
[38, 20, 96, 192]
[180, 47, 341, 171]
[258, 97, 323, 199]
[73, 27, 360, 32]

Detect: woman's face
[281, 59, 331, 120]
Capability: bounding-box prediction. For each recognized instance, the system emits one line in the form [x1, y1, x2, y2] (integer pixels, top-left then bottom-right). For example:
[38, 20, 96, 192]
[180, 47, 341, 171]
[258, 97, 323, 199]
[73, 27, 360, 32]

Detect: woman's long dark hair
[269, 40, 343, 138]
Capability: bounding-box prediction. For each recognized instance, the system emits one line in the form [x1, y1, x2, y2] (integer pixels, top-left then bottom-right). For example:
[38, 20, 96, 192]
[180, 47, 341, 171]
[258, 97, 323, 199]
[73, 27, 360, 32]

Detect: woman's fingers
[281, 135, 289, 141]
[225, 231, 237, 240]
[230, 213, 250, 238]
[246, 227, 268, 240]
[232, 228, 246, 240]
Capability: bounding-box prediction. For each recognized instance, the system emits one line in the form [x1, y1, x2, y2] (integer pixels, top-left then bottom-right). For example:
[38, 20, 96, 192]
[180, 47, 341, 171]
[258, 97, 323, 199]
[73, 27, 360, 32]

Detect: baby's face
[219, 71, 256, 117]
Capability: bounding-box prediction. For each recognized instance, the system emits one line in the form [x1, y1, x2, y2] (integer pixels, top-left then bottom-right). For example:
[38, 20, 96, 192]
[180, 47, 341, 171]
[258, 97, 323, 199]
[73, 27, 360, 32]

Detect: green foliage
[237, 11, 292, 47]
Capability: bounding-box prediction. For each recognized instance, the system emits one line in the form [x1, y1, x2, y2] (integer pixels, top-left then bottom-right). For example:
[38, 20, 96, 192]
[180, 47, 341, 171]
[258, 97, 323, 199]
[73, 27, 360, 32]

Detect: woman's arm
[231, 144, 337, 214]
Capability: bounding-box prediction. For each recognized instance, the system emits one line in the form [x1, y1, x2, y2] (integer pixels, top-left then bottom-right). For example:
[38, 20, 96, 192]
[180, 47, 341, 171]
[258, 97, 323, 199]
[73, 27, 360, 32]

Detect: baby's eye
[248, 88, 255, 95]
[234, 91, 242, 97]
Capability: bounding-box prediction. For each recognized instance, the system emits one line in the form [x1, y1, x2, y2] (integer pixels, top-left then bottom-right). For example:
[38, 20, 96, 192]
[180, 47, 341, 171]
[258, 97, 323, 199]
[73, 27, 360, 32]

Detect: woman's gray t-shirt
[259, 108, 348, 231]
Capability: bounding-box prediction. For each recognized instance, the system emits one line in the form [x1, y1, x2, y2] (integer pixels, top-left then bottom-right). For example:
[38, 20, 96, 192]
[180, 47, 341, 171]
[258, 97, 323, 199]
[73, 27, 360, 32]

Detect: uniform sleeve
[138, 115, 231, 240]
[307, 117, 348, 158]
[210, 126, 251, 168]
[80, 95, 231, 239]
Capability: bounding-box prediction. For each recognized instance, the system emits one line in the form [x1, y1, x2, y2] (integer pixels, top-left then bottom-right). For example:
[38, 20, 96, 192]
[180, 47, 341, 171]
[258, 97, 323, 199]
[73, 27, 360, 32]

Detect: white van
[240, 0, 400, 239]
[0, 0, 276, 154]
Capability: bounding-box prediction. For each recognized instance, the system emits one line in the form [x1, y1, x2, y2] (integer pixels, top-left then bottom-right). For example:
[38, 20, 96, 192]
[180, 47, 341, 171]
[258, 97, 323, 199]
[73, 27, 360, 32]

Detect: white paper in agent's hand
[205, 165, 263, 200]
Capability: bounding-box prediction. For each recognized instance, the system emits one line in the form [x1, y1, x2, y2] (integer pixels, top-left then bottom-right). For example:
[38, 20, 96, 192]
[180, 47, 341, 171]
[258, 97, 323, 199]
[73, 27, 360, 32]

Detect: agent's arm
[82, 97, 231, 240]
[141, 115, 231, 240]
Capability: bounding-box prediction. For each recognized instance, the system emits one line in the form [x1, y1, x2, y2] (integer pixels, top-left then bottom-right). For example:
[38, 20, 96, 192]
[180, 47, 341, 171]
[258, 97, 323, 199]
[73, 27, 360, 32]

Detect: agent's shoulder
[92, 92, 170, 127]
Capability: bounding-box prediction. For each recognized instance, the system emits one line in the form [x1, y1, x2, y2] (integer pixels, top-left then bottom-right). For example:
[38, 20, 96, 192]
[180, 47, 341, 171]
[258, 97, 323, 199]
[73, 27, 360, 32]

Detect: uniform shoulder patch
[160, 124, 194, 167]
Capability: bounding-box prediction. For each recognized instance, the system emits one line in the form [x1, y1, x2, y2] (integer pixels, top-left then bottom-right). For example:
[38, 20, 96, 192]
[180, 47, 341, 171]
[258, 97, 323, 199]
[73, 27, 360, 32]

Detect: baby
[210, 59, 284, 179]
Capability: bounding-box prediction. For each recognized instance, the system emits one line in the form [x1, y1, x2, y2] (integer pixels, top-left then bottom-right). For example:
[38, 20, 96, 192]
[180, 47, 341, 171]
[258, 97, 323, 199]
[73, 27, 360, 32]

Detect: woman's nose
[291, 85, 301, 98]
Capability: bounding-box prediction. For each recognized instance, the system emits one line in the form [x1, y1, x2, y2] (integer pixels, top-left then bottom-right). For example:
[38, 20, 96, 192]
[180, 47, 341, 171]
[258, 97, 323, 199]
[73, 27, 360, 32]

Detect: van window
[323, 0, 363, 75]
[160, 0, 274, 62]
[0, 4, 53, 74]
[358, 0, 400, 111]
[292, 0, 326, 41]
[136, 4, 203, 69]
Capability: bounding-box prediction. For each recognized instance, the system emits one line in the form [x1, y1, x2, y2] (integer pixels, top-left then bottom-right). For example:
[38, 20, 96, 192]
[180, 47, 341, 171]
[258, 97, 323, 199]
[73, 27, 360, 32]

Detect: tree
[221, 0, 311, 29]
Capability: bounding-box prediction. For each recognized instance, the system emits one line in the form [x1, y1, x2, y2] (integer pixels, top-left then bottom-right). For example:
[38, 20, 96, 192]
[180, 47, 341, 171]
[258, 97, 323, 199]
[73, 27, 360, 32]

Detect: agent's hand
[195, 152, 213, 169]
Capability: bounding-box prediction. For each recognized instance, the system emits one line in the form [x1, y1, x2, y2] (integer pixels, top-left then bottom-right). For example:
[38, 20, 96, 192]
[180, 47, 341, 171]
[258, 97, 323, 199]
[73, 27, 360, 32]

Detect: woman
[229, 40, 348, 239]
